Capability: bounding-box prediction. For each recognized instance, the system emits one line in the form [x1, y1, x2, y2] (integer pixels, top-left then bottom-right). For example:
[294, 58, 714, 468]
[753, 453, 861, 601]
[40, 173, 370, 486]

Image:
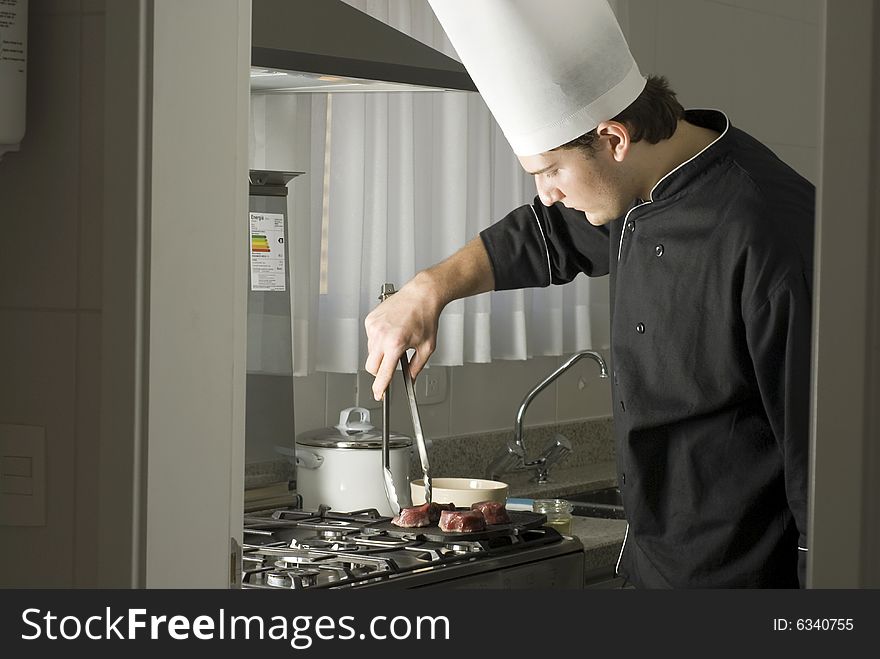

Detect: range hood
[251, 0, 477, 93]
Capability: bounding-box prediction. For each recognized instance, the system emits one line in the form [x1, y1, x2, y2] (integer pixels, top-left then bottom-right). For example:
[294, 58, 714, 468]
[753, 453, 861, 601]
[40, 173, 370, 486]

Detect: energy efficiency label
[249, 212, 286, 291]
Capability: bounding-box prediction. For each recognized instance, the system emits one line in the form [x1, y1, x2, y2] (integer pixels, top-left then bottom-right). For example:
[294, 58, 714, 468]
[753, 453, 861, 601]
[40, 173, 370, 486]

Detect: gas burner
[348, 534, 413, 549]
[359, 527, 386, 538]
[289, 537, 362, 552]
[266, 568, 320, 589]
[275, 555, 314, 568]
[296, 519, 367, 535]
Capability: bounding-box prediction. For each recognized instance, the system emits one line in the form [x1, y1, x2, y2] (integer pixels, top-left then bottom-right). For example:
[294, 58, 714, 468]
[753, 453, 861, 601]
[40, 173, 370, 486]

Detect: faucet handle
[538, 433, 572, 470]
[486, 440, 525, 480]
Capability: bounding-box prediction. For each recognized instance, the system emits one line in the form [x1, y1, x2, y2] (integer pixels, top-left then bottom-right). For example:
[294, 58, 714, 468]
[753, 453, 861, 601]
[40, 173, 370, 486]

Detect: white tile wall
[375, 367, 453, 442]
[324, 372, 358, 427]
[291, 371, 328, 441]
[556, 349, 614, 422]
[449, 357, 560, 436]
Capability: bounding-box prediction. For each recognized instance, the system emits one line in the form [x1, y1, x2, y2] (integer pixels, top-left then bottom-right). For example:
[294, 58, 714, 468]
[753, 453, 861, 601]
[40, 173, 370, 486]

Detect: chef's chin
[583, 212, 609, 227]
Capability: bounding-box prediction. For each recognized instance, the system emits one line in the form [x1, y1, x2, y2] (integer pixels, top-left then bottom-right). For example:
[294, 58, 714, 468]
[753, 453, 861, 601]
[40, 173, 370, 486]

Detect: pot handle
[335, 406, 374, 433]
[294, 450, 324, 470]
[276, 445, 323, 470]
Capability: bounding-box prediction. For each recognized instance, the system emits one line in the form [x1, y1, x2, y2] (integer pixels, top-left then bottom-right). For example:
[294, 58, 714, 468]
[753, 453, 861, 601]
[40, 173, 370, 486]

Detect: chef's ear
[596, 120, 631, 162]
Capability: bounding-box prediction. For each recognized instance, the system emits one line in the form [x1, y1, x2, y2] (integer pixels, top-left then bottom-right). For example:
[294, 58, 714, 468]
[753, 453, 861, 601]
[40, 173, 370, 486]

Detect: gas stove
[241, 506, 585, 589]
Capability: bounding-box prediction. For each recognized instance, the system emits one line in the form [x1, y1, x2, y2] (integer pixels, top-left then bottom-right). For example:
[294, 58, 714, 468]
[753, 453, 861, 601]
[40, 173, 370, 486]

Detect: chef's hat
[427, 0, 646, 156]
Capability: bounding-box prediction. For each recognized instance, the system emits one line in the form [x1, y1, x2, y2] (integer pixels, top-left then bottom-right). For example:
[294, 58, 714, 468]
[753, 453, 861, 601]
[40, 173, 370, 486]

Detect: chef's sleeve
[479, 198, 610, 290]
[745, 270, 812, 588]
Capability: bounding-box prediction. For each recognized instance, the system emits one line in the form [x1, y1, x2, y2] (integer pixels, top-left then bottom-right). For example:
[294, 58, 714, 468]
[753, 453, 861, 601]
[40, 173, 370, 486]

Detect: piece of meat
[430, 502, 457, 522]
[391, 501, 456, 528]
[471, 500, 510, 525]
[392, 502, 432, 528]
[438, 509, 486, 533]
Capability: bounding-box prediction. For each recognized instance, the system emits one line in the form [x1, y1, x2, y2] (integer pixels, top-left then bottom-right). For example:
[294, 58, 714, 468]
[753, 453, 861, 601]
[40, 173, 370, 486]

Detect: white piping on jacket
[615, 523, 629, 576]
[617, 201, 650, 261]
[531, 204, 555, 285]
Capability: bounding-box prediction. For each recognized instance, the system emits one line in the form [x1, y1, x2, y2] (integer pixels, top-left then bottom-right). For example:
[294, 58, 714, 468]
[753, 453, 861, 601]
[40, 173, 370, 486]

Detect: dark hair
[554, 75, 685, 153]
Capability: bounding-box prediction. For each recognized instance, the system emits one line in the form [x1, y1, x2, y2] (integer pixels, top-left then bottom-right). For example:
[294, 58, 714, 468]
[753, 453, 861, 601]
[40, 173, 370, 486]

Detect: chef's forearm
[413, 236, 496, 309]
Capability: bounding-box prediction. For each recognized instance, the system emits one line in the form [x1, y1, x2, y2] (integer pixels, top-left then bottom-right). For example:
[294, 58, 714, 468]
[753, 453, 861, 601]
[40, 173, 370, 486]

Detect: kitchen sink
[563, 486, 626, 520]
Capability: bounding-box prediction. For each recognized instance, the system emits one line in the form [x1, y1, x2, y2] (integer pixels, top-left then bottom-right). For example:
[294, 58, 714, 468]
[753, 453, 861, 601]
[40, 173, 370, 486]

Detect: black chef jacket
[480, 110, 813, 588]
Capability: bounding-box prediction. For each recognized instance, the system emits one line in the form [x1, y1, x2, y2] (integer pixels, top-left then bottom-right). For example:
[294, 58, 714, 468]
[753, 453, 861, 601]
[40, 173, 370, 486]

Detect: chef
[365, 0, 813, 588]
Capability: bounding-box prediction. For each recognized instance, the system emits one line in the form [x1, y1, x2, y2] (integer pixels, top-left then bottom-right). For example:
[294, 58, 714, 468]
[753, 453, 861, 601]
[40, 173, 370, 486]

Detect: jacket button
[621, 472, 626, 485]
[636, 322, 645, 334]
[655, 244, 664, 257]
[627, 221, 635, 232]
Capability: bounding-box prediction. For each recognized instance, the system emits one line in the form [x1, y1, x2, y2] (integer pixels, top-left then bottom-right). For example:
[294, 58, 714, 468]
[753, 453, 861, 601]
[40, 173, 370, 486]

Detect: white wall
[623, 0, 821, 183]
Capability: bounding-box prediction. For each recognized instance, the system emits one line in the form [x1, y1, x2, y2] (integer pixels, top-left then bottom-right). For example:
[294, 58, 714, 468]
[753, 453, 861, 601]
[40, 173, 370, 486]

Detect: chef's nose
[536, 179, 563, 206]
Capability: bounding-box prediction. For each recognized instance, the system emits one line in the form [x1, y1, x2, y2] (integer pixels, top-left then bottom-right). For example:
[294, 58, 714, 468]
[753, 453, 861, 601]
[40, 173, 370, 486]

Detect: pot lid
[296, 406, 412, 449]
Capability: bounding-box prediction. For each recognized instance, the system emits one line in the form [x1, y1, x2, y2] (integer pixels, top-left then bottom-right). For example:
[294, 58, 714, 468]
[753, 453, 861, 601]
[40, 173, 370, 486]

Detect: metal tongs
[400, 350, 432, 505]
[377, 283, 432, 514]
[378, 284, 401, 515]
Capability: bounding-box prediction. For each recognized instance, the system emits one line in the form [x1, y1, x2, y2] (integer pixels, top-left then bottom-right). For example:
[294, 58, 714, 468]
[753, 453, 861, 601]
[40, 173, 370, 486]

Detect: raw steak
[471, 500, 511, 525]
[438, 509, 486, 533]
[391, 501, 456, 528]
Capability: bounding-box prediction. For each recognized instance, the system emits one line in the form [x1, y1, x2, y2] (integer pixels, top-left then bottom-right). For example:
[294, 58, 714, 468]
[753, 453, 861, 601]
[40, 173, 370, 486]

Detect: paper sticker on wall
[249, 212, 286, 291]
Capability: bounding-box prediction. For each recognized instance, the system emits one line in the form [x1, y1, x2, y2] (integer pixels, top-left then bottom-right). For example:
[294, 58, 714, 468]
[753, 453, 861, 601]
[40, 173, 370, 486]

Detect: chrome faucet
[486, 350, 609, 484]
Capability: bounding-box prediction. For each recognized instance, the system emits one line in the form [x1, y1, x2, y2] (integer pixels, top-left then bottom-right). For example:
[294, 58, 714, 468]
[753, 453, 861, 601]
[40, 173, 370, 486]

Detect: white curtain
[249, 0, 610, 375]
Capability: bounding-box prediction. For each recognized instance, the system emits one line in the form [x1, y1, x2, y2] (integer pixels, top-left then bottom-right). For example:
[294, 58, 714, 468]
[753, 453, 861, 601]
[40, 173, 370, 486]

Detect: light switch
[1, 474, 33, 495]
[2, 455, 33, 477]
[0, 424, 46, 526]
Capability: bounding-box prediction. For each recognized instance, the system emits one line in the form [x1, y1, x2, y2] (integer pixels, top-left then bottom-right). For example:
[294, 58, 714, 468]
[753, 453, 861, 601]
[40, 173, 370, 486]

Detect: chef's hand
[364, 272, 443, 401]
[364, 237, 496, 401]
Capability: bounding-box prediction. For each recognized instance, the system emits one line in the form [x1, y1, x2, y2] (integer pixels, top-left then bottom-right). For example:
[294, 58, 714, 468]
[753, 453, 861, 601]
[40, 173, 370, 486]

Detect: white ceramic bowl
[410, 477, 509, 508]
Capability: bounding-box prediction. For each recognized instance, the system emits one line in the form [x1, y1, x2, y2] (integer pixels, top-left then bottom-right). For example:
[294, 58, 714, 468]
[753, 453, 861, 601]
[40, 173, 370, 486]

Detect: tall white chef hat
[428, 0, 646, 156]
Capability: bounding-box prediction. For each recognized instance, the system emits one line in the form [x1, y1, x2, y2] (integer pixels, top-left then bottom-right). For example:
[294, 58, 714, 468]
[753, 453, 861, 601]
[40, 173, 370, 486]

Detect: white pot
[290, 407, 413, 516]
